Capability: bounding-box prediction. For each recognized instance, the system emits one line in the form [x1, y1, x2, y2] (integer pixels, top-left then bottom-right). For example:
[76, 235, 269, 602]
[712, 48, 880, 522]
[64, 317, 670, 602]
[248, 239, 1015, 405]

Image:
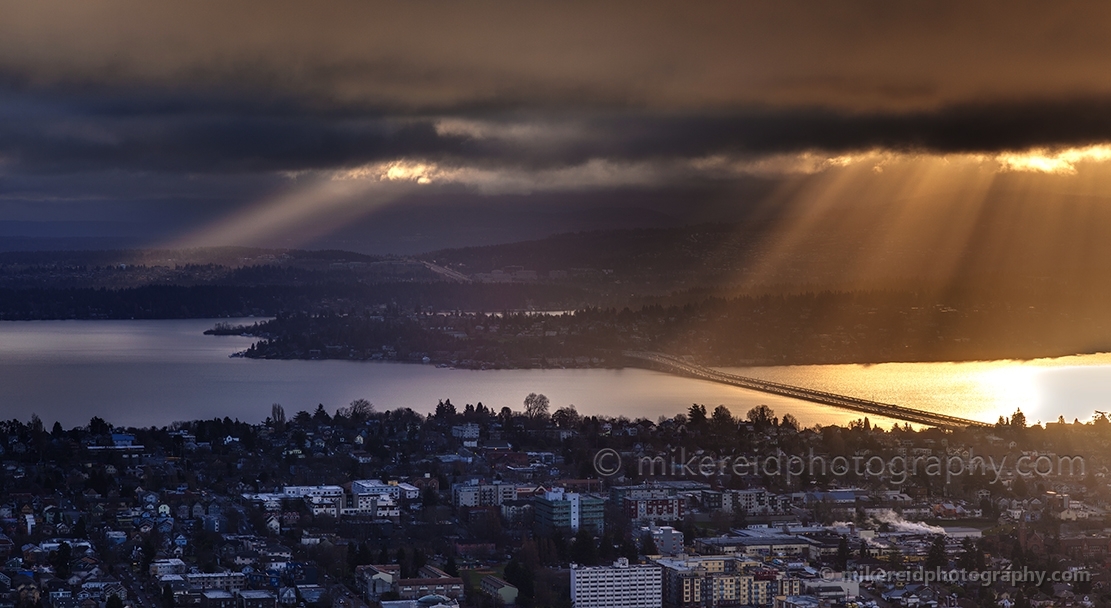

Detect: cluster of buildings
[0, 395, 1107, 608]
[448, 479, 798, 538]
[241, 481, 423, 523]
[0, 538, 126, 608]
[563, 504, 1103, 608]
[569, 544, 811, 608]
[566, 521, 935, 608]
[356, 565, 464, 603]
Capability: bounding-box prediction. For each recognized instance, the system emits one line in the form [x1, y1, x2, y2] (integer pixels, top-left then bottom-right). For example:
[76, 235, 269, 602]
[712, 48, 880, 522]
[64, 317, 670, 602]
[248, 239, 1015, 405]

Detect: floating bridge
[623, 351, 992, 430]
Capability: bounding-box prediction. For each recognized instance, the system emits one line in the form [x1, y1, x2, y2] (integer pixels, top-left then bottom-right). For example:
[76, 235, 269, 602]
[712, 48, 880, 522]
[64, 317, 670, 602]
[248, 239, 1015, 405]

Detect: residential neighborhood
[0, 399, 1107, 608]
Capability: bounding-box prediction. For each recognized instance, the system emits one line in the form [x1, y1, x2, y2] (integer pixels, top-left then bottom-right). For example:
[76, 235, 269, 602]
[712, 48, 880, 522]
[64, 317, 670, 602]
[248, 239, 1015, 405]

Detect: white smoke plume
[870, 509, 945, 535]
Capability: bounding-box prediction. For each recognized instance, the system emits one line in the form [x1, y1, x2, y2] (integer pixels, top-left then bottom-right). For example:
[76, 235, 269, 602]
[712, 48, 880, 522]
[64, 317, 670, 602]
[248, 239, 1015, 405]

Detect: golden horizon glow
[697, 144, 1111, 178]
[333, 143, 1111, 193]
[992, 144, 1111, 175]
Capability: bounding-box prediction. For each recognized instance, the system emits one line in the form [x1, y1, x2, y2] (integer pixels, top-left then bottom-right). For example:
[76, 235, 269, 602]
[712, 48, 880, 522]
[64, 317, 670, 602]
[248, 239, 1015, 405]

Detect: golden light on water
[725, 353, 1111, 428]
[663, 143, 1111, 427]
[974, 365, 1041, 422]
[149, 138, 1111, 427]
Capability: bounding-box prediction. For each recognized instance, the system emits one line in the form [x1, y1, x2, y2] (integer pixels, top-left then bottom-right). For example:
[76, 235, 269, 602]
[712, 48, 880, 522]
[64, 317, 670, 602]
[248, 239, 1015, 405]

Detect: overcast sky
[4, 1, 1111, 252]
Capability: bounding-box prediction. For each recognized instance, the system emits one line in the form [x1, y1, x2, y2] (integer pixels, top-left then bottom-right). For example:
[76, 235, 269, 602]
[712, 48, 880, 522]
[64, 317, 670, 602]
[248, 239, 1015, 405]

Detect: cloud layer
[12, 92, 1111, 178]
[7, 0, 1111, 113]
[5, 0, 1111, 247]
[8, 1, 1111, 174]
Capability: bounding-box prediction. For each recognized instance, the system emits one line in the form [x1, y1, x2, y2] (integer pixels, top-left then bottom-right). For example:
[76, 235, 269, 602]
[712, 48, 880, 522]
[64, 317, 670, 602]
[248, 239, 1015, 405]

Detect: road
[416, 260, 472, 283]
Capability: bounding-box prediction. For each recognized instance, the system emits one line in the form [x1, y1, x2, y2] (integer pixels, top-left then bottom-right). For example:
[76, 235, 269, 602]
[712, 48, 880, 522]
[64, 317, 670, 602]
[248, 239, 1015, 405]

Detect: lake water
[0, 319, 1108, 429]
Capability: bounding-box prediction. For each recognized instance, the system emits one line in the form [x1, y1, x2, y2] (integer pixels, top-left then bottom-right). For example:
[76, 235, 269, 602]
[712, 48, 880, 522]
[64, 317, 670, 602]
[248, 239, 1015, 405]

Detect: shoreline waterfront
[1, 318, 1109, 429]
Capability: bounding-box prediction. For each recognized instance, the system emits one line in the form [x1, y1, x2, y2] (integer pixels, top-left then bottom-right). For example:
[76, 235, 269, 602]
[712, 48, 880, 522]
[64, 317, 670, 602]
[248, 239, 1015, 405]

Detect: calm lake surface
[0, 319, 1108, 428]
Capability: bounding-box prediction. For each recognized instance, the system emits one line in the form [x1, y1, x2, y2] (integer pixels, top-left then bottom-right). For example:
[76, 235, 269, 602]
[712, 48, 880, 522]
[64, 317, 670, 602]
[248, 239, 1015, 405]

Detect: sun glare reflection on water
[722, 353, 1111, 427]
[1, 320, 1109, 428]
[146, 144, 1111, 428]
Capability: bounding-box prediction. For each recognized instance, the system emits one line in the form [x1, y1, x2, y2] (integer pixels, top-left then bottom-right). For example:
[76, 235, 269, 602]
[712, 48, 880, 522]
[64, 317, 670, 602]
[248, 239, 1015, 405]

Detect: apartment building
[533, 488, 604, 535]
[452, 481, 520, 508]
[571, 558, 662, 608]
[654, 556, 802, 608]
[624, 491, 685, 523]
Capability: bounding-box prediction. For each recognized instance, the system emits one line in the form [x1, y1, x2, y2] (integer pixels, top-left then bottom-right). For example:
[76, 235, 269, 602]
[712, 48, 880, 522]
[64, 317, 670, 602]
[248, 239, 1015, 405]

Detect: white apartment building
[351, 479, 421, 501]
[729, 489, 791, 514]
[641, 525, 684, 555]
[452, 481, 519, 508]
[352, 480, 400, 500]
[571, 558, 662, 608]
[451, 423, 480, 440]
[149, 558, 187, 577]
[396, 483, 420, 500]
[304, 495, 341, 517]
[341, 494, 400, 518]
[282, 486, 344, 498]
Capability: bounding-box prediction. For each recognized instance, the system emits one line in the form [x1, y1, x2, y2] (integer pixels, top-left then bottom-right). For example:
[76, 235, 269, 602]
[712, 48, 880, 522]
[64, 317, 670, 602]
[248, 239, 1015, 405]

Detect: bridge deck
[624, 351, 991, 430]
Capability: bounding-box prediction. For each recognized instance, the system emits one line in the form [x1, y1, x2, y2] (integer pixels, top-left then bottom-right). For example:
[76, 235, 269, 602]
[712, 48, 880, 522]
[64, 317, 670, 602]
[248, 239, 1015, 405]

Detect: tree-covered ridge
[225, 288, 1111, 367]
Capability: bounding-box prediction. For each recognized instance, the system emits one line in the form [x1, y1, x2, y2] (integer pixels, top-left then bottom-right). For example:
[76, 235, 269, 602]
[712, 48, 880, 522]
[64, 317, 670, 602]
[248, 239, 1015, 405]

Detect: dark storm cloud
[8, 85, 1111, 175]
[7, 0, 1111, 246]
[562, 99, 1111, 160]
[0, 89, 454, 173]
[3, 0, 1111, 175]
